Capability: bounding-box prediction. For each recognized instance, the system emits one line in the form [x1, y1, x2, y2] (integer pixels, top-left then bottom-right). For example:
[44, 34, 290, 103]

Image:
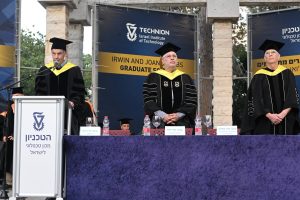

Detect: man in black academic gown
[35, 37, 85, 135]
[78, 95, 96, 127]
[143, 43, 197, 128]
[4, 86, 24, 186]
[241, 39, 300, 135]
[0, 112, 5, 140]
[0, 111, 6, 186]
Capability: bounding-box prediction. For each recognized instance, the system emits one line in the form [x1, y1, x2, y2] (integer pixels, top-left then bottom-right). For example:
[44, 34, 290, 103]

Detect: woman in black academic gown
[241, 39, 300, 135]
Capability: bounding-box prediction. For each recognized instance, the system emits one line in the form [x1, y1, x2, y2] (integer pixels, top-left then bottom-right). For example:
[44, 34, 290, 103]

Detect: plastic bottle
[195, 115, 202, 136]
[143, 115, 151, 136]
[102, 116, 110, 136]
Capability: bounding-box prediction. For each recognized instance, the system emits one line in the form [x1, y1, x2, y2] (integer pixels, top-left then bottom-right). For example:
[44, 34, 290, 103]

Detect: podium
[9, 96, 65, 200]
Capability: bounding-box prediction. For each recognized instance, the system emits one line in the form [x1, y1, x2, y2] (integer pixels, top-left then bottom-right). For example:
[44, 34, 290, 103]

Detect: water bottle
[195, 115, 202, 136]
[102, 116, 110, 136]
[143, 115, 151, 136]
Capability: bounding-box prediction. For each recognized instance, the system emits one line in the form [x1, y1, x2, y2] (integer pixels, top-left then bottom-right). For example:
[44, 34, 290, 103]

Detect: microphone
[54, 60, 60, 70]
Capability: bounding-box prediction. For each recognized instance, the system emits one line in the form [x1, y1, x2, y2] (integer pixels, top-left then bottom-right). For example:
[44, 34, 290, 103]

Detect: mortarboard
[118, 118, 132, 125]
[50, 37, 73, 51]
[11, 86, 23, 94]
[259, 39, 284, 52]
[155, 42, 181, 56]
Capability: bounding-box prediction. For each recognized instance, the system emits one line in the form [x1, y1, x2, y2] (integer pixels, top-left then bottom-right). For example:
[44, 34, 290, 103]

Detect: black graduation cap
[118, 118, 132, 125]
[11, 86, 23, 94]
[259, 39, 284, 52]
[50, 37, 73, 51]
[155, 42, 181, 56]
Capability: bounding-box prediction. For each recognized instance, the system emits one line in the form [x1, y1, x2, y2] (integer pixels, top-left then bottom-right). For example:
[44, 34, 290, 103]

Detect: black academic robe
[0, 115, 4, 139]
[35, 62, 85, 135]
[0, 114, 4, 174]
[78, 101, 94, 127]
[240, 65, 300, 135]
[6, 101, 14, 137]
[143, 69, 197, 127]
[5, 101, 14, 173]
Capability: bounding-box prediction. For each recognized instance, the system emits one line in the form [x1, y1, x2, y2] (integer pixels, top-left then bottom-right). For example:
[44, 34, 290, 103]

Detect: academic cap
[11, 86, 23, 94]
[259, 39, 284, 52]
[118, 118, 132, 125]
[155, 42, 181, 56]
[50, 37, 72, 51]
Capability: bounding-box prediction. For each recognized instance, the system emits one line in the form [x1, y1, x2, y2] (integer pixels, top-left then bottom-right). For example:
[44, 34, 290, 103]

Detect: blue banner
[96, 4, 196, 133]
[248, 8, 300, 98]
[0, 0, 16, 111]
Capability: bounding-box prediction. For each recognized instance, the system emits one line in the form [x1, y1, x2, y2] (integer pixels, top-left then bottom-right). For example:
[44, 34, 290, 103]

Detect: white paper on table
[80, 126, 101, 136]
[216, 126, 238, 135]
[165, 126, 186, 136]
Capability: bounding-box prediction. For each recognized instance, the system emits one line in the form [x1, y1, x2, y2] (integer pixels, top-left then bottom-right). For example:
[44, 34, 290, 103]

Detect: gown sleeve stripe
[143, 81, 158, 104]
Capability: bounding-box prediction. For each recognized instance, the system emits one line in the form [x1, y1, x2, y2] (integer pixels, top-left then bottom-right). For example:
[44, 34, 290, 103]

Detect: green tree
[20, 29, 45, 95]
[82, 54, 92, 90]
[83, 54, 92, 69]
[232, 9, 248, 127]
[232, 43, 247, 127]
[247, 6, 292, 13]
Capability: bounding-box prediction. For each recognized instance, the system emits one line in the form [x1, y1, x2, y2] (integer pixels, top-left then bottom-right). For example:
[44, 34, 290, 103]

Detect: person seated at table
[79, 95, 97, 127]
[118, 118, 132, 132]
[5, 86, 24, 186]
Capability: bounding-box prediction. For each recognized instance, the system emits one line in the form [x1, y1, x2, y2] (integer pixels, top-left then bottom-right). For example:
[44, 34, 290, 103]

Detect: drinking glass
[86, 117, 93, 126]
[152, 115, 161, 128]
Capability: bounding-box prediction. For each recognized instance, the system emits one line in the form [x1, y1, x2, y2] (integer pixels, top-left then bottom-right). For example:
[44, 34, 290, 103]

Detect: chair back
[109, 130, 131, 136]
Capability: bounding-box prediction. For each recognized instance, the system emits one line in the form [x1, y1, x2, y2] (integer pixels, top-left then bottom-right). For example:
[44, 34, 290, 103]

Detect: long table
[64, 136, 300, 200]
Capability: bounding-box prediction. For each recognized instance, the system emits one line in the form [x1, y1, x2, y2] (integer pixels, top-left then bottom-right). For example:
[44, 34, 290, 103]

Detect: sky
[20, 0, 92, 54]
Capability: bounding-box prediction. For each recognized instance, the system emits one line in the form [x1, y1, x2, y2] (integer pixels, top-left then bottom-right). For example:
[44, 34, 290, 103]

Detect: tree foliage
[20, 29, 45, 95]
[247, 6, 293, 14]
[231, 8, 248, 126]
[82, 54, 92, 89]
[232, 43, 247, 126]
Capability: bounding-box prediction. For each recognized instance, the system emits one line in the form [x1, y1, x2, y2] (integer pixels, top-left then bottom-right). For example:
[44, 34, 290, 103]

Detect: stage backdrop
[0, 0, 16, 111]
[95, 4, 197, 133]
[248, 8, 300, 92]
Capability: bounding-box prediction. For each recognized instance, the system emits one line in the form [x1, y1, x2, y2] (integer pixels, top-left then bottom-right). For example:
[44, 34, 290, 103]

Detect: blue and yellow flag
[0, 0, 16, 110]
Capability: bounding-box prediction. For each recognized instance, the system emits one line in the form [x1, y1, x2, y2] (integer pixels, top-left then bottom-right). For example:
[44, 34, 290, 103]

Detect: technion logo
[33, 112, 45, 131]
[126, 23, 137, 42]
